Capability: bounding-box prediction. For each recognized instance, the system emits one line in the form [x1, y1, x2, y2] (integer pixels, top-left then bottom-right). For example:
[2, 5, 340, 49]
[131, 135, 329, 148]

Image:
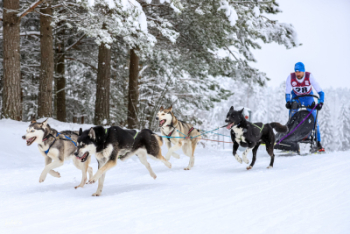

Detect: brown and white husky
[156, 106, 201, 170]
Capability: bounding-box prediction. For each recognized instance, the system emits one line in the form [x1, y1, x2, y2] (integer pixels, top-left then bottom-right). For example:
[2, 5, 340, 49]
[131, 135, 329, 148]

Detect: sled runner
[274, 94, 321, 155]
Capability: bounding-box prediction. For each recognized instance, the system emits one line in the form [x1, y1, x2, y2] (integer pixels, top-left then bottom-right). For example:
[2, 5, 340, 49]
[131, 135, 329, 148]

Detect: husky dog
[76, 126, 161, 196]
[156, 106, 201, 170]
[225, 106, 288, 170]
[119, 129, 172, 178]
[22, 119, 93, 188]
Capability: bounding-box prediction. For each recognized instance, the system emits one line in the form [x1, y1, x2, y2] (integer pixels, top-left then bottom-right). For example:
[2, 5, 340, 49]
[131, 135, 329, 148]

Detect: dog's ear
[229, 106, 234, 112]
[165, 105, 172, 113]
[79, 128, 83, 136]
[31, 115, 36, 124]
[239, 108, 244, 114]
[88, 128, 96, 140]
[159, 106, 164, 112]
[42, 118, 49, 128]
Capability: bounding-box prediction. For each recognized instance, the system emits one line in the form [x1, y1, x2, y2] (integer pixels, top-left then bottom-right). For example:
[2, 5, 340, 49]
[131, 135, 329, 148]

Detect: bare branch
[17, 0, 45, 19]
[65, 34, 86, 52]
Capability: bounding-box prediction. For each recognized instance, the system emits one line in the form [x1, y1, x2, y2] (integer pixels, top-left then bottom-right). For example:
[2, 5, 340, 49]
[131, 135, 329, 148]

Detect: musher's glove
[310, 102, 316, 108]
[316, 103, 323, 110]
[285, 102, 292, 109]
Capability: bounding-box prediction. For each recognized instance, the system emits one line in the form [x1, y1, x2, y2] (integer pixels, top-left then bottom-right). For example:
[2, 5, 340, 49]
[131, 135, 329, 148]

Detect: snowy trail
[1, 119, 349, 234]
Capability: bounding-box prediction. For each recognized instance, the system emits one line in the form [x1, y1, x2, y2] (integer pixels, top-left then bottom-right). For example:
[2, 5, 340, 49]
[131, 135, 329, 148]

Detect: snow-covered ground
[1, 119, 349, 234]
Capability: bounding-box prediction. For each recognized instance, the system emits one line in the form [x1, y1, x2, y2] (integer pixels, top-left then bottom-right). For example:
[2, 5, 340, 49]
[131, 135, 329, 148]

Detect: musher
[285, 62, 325, 152]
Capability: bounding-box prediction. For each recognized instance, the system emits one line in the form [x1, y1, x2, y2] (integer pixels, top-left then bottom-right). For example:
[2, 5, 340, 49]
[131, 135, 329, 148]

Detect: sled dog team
[22, 106, 287, 196]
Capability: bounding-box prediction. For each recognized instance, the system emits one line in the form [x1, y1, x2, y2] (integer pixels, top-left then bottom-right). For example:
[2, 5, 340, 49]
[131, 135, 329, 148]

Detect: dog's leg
[40, 151, 61, 178]
[165, 141, 180, 159]
[89, 151, 118, 184]
[87, 166, 93, 181]
[182, 140, 197, 170]
[165, 142, 182, 160]
[92, 159, 106, 196]
[242, 147, 252, 165]
[232, 141, 242, 164]
[265, 142, 275, 169]
[39, 158, 64, 183]
[72, 156, 91, 189]
[93, 173, 106, 196]
[156, 153, 172, 169]
[247, 143, 260, 170]
[137, 149, 157, 179]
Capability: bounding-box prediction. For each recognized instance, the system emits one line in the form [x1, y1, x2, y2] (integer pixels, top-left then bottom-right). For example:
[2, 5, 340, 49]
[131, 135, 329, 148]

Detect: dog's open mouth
[226, 123, 234, 129]
[26, 137, 36, 146]
[76, 152, 89, 162]
[159, 119, 166, 127]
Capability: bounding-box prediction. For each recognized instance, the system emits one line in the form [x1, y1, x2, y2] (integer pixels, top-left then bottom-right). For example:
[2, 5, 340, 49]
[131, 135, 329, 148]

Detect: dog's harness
[251, 123, 265, 133]
[166, 126, 176, 142]
[133, 131, 139, 139]
[44, 133, 77, 155]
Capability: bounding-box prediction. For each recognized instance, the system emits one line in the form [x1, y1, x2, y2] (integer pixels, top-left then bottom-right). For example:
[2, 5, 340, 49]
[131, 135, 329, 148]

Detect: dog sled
[274, 94, 321, 156]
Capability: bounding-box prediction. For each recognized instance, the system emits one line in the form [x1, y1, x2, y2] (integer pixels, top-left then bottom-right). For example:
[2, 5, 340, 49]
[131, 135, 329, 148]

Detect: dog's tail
[270, 122, 288, 133]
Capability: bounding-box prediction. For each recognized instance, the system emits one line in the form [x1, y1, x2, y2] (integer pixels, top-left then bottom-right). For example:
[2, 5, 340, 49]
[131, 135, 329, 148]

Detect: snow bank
[1, 119, 349, 233]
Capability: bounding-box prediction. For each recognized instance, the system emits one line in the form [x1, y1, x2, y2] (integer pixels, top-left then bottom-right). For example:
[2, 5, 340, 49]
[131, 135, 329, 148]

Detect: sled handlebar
[290, 94, 320, 110]
[292, 94, 320, 101]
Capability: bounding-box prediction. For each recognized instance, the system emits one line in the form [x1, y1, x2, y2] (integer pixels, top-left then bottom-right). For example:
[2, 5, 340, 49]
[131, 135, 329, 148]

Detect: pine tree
[341, 104, 350, 150]
[333, 103, 345, 151]
[252, 86, 267, 123]
[319, 102, 333, 151]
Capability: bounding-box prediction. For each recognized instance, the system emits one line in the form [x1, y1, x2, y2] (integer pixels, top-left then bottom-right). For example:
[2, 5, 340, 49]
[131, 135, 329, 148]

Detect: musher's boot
[317, 142, 325, 153]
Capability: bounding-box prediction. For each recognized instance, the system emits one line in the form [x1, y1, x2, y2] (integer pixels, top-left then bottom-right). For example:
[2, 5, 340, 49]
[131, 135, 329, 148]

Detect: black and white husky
[225, 106, 288, 169]
[22, 118, 93, 189]
[75, 126, 171, 196]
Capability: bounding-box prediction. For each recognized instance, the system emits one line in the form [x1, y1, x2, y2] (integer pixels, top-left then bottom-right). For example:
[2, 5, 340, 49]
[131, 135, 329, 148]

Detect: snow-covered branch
[17, 0, 45, 19]
[65, 57, 97, 71]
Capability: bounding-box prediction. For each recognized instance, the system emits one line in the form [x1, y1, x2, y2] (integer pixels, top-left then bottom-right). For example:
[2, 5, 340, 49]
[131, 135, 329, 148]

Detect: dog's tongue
[226, 123, 233, 130]
[159, 120, 165, 127]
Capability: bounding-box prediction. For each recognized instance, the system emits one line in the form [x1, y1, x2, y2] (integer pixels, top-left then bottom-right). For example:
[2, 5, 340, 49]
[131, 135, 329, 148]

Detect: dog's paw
[88, 179, 96, 184]
[51, 170, 61, 178]
[184, 167, 191, 170]
[150, 173, 157, 179]
[39, 174, 46, 183]
[172, 152, 180, 159]
[243, 158, 250, 164]
[92, 192, 101, 196]
[246, 166, 253, 170]
[74, 185, 83, 189]
[267, 166, 273, 169]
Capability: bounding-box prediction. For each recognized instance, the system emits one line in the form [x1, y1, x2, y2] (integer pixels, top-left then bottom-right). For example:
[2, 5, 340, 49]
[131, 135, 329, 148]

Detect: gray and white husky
[22, 118, 93, 189]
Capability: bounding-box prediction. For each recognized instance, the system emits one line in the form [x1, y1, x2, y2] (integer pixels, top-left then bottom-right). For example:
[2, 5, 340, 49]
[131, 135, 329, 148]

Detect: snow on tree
[318, 102, 334, 151]
[252, 86, 267, 123]
[341, 104, 350, 151]
[333, 103, 345, 151]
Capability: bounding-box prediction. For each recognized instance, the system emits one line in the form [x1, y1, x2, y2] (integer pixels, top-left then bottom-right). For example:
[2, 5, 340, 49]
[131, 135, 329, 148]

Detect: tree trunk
[127, 49, 139, 129]
[38, 4, 54, 118]
[94, 43, 111, 125]
[2, 0, 22, 120]
[55, 22, 66, 122]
